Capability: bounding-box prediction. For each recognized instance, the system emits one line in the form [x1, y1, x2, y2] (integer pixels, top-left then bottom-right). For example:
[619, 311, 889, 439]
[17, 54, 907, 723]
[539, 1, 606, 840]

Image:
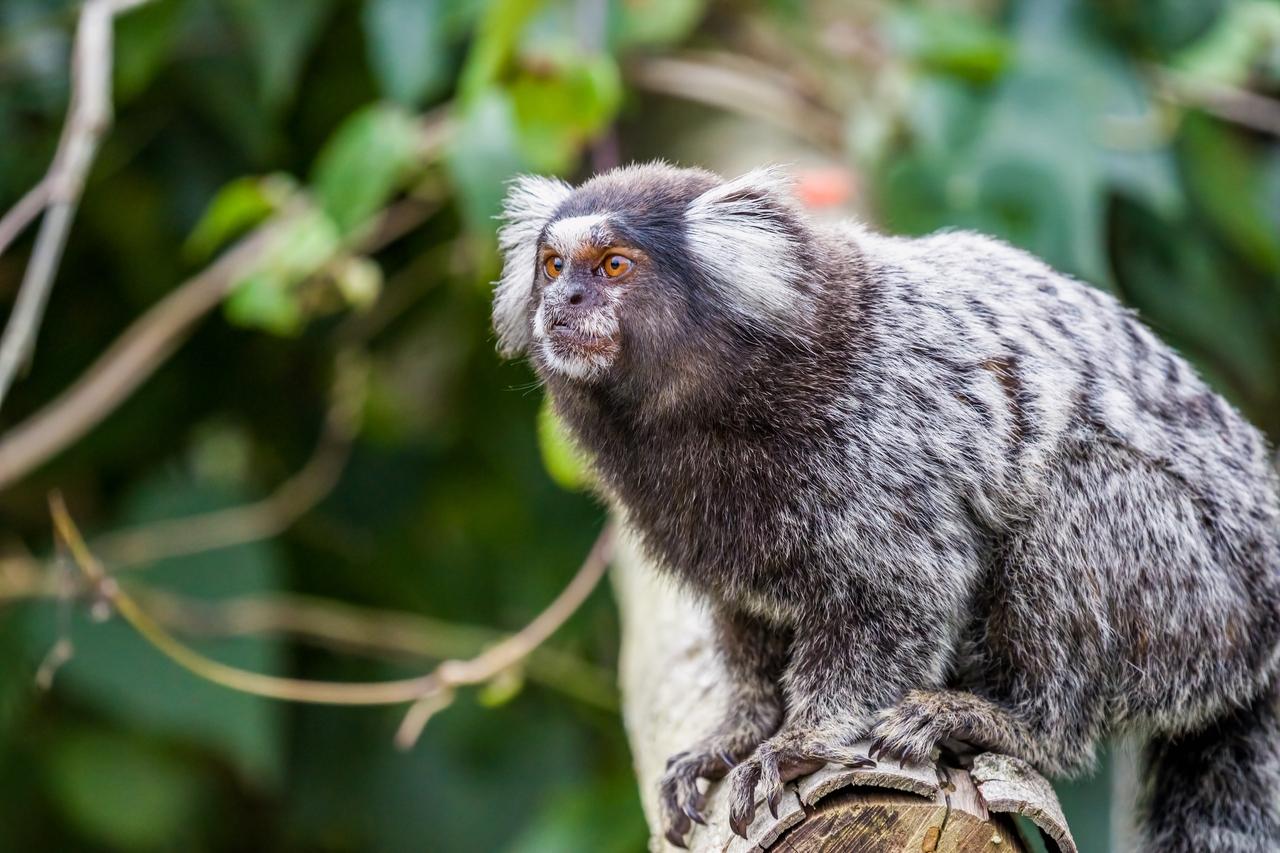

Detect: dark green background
[2, 0, 1277, 850]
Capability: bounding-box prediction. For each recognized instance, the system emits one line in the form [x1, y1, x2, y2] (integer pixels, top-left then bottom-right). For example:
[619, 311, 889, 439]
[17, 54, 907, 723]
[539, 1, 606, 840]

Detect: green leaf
[537, 399, 590, 491]
[446, 88, 528, 236]
[226, 0, 337, 107]
[266, 208, 344, 278]
[184, 174, 293, 263]
[875, 153, 953, 236]
[886, 6, 1011, 83]
[476, 667, 524, 707]
[457, 0, 542, 102]
[311, 103, 423, 234]
[26, 477, 288, 787]
[1112, 199, 1278, 406]
[885, 6, 1178, 288]
[1179, 114, 1280, 275]
[46, 730, 207, 852]
[225, 272, 304, 335]
[113, 0, 184, 101]
[362, 0, 451, 107]
[510, 56, 622, 172]
[333, 255, 384, 310]
[223, 206, 342, 334]
[1099, 0, 1226, 55]
[1173, 0, 1280, 85]
[609, 0, 705, 49]
[969, 159, 1083, 270]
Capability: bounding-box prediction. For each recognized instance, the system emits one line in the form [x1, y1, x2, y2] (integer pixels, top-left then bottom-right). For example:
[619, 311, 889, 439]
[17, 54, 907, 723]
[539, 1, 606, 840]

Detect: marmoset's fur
[492, 162, 1280, 851]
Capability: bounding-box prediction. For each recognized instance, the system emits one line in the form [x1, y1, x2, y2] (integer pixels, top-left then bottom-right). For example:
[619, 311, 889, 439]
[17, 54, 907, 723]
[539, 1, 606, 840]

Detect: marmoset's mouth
[539, 317, 621, 378]
[548, 321, 619, 358]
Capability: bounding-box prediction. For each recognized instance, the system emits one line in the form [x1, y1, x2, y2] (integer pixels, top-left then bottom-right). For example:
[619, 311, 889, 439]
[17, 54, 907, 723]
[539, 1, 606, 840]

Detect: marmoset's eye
[600, 254, 633, 279]
[544, 256, 564, 279]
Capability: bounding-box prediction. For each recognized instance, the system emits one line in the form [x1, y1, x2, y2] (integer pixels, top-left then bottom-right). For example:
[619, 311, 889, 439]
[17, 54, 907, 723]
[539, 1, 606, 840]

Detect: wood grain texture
[775, 789, 1026, 853]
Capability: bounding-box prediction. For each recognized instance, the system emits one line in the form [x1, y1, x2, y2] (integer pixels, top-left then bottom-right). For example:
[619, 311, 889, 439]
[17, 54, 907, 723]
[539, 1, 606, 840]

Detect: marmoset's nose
[560, 278, 603, 311]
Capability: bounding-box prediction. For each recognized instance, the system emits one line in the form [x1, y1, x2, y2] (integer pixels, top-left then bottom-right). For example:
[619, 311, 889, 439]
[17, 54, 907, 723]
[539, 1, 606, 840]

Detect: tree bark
[612, 531, 1077, 853]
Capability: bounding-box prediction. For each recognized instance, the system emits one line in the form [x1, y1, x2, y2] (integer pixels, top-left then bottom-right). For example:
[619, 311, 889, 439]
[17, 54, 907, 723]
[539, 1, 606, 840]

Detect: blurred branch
[334, 239, 452, 346]
[0, 177, 52, 260]
[0, 571, 616, 711]
[48, 493, 614, 741]
[0, 0, 155, 411]
[1151, 66, 1280, 138]
[0, 213, 294, 490]
[0, 188, 439, 491]
[626, 53, 844, 153]
[134, 589, 617, 711]
[392, 524, 615, 748]
[90, 352, 367, 568]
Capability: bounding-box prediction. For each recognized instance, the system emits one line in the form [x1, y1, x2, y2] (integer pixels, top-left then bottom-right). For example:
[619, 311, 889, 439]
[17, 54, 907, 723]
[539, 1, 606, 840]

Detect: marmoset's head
[492, 162, 820, 387]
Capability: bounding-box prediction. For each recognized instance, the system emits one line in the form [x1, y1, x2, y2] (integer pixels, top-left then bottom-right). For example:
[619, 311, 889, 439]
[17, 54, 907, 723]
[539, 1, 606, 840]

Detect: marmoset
[492, 162, 1280, 852]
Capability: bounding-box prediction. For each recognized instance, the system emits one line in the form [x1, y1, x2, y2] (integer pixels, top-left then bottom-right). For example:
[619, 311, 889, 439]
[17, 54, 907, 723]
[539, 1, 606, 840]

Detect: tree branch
[393, 524, 615, 748]
[0, 194, 433, 491]
[0, 177, 52, 260]
[88, 351, 366, 568]
[47, 493, 614, 743]
[625, 53, 844, 153]
[0, 572, 617, 711]
[1151, 66, 1280, 138]
[0, 0, 155, 411]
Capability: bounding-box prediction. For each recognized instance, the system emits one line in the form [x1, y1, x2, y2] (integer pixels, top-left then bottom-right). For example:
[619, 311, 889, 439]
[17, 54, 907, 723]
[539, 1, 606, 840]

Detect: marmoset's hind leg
[875, 444, 1280, 780]
[872, 451, 1124, 776]
[867, 687, 1098, 776]
[658, 606, 789, 847]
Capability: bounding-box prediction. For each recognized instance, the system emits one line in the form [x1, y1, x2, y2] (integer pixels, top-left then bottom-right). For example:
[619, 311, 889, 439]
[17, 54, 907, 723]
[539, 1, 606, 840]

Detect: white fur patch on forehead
[545, 214, 609, 254]
[684, 167, 812, 324]
[494, 174, 573, 356]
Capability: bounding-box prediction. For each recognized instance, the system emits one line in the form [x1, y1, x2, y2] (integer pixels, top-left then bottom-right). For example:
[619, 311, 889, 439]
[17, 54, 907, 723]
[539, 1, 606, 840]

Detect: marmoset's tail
[1139, 679, 1280, 852]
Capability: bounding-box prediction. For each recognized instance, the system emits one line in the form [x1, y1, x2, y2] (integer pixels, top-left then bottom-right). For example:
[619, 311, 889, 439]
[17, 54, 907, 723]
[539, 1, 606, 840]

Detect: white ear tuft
[493, 175, 573, 356]
[684, 167, 811, 324]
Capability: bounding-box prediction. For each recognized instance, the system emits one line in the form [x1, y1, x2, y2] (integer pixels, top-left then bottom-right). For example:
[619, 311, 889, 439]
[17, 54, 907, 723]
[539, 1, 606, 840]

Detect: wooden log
[613, 531, 1077, 853]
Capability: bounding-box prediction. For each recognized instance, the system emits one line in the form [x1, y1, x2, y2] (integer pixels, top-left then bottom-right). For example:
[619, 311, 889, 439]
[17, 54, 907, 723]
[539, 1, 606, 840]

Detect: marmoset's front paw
[726, 729, 874, 838]
[867, 693, 949, 765]
[659, 746, 735, 848]
[659, 705, 783, 847]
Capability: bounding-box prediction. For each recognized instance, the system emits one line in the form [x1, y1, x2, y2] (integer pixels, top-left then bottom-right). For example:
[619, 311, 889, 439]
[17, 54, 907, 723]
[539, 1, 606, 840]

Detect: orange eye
[544, 256, 563, 279]
[600, 254, 633, 278]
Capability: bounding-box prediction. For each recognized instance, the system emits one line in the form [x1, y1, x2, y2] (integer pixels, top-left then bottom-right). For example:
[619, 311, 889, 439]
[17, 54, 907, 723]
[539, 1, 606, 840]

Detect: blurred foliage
[0, 0, 1278, 850]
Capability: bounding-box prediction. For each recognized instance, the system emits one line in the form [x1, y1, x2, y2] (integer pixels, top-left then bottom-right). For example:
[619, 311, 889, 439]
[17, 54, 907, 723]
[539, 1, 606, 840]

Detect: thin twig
[34, 546, 77, 689]
[134, 588, 618, 709]
[49, 493, 614, 739]
[1150, 66, 1280, 138]
[626, 53, 844, 153]
[0, 214, 294, 491]
[394, 523, 615, 748]
[0, 177, 52, 260]
[1, 565, 616, 709]
[0, 0, 155, 411]
[0, 195, 432, 491]
[90, 352, 367, 567]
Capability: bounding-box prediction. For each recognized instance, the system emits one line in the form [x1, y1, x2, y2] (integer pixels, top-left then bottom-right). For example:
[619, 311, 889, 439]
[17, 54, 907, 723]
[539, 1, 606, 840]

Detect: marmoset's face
[531, 215, 662, 380]
[522, 169, 720, 383]
[494, 163, 813, 387]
